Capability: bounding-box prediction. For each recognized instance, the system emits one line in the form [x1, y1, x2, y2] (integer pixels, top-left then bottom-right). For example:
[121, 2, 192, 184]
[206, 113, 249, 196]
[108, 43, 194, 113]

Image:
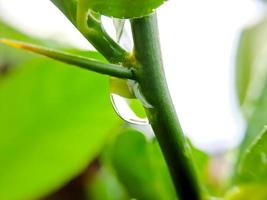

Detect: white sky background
[0, 0, 265, 153]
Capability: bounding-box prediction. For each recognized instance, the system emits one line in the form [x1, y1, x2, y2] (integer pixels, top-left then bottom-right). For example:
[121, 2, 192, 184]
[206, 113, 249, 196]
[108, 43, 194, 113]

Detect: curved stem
[0, 39, 134, 80]
[131, 14, 201, 200]
[51, 0, 128, 64]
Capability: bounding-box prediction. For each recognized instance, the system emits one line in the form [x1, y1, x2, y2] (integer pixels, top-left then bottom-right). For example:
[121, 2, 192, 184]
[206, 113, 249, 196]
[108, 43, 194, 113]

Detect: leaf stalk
[0, 39, 134, 80]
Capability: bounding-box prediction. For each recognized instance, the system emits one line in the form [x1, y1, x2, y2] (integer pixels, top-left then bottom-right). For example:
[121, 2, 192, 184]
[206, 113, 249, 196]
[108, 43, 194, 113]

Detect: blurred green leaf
[189, 140, 209, 181]
[0, 19, 68, 69]
[225, 185, 267, 200]
[239, 80, 267, 158]
[236, 16, 267, 162]
[87, 166, 129, 200]
[235, 17, 267, 119]
[236, 127, 267, 183]
[109, 129, 176, 200]
[82, 0, 165, 19]
[0, 56, 120, 200]
[235, 29, 252, 109]
[0, 19, 36, 65]
[108, 129, 211, 200]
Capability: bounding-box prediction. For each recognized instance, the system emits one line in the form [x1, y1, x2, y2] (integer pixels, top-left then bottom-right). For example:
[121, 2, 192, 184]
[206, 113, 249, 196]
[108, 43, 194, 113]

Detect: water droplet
[109, 77, 150, 125]
[110, 93, 149, 125]
[108, 19, 150, 125]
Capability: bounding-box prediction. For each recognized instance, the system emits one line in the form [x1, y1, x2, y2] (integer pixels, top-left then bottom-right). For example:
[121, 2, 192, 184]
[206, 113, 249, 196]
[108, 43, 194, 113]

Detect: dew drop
[109, 77, 149, 125]
[110, 93, 149, 125]
[108, 19, 150, 125]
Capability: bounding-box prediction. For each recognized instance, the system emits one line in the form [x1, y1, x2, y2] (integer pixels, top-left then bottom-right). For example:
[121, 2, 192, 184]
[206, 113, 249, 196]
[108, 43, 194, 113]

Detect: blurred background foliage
[2, 1, 267, 199]
[0, 17, 211, 200]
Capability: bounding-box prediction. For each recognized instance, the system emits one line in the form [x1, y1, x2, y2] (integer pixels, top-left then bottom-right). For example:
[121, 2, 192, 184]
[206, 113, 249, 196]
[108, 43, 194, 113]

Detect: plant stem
[51, 0, 128, 63]
[0, 39, 134, 80]
[131, 14, 201, 200]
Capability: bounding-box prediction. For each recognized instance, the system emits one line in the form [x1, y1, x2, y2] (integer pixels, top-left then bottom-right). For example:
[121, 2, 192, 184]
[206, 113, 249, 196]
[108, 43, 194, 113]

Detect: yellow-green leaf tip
[0, 38, 24, 49]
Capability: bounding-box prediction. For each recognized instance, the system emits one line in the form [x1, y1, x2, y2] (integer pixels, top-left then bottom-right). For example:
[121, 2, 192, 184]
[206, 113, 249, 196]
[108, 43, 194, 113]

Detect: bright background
[0, 0, 265, 153]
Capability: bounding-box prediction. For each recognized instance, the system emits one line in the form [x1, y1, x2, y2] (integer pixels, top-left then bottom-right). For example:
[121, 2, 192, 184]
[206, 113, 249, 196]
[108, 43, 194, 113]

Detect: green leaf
[235, 17, 267, 119]
[236, 127, 267, 183]
[82, 0, 166, 19]
[108, 129, 211, 199]
[225, 185, 267, 200]
[0, 19, 37, 66]
[0, 57, 120, 200]
[236, 16, 267, 162]
[235, 29, 252, 109]
[87, 166, 129, 200]
[109, 129, 176, 200]
[189, 141, 209, 184]
[239, 81, 267, 157]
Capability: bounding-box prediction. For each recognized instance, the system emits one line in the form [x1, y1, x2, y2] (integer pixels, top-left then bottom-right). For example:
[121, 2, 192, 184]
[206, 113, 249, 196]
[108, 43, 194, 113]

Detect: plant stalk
[131, 14, 201, 200]
[0, 39, 134, 80]
[51, 0, 128, 64]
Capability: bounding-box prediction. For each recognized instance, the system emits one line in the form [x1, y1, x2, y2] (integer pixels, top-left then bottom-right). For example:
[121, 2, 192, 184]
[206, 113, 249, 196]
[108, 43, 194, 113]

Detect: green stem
[131, 14, 201, 200]
[51, 0, 128, 63]
[0, 39, 134, 80]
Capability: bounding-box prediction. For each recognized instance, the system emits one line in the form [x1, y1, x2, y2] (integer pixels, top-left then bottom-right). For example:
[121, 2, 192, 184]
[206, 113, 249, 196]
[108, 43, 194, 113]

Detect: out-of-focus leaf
[189, 140, 209, 182]
[235, 29, 252, 110]
[188, 140, 214, 197]
[236, 16, 267, 162]
[87, 166, 129, 200]
[239, 80, 267, 156]
[0, 19, 36, 65]
[225, 185, 267, 200]
[108, 129, 211, 200]
[236, 59, 267, 159]
[235, 17, 267, 119]
[83, 0, 165, 19]
[235, 18, 267, 118]
[109, 129, 176, 200]
[0, 57, 120, 200]
[235, 128, 267, 183]
[0, 19, 66, 69]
